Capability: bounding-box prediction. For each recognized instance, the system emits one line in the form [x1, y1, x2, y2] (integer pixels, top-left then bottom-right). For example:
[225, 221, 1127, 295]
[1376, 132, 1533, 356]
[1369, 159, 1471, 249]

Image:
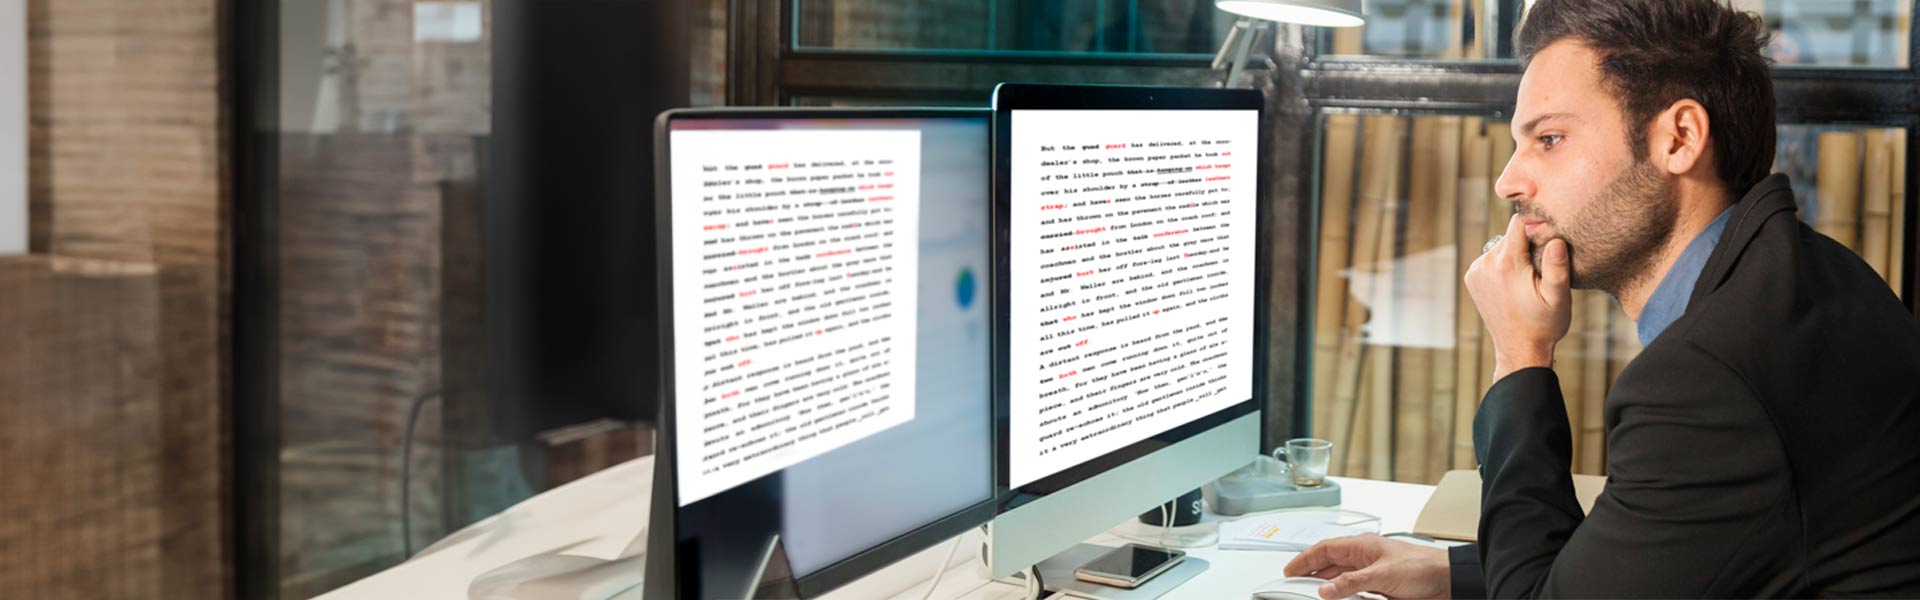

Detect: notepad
[1218, 515, 1375, 551]
[1412, 469, 1607, 542]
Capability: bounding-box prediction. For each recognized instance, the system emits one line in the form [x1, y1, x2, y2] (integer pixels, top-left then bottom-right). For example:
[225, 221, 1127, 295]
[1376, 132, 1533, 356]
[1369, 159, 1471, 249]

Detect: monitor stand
[1027, 544, 1209, 600]
[466, 527, 799, 600]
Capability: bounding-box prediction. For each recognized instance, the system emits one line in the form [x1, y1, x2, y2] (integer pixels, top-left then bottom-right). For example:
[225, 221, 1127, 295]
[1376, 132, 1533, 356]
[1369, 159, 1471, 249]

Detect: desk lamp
[1212, 0, 1365, 85]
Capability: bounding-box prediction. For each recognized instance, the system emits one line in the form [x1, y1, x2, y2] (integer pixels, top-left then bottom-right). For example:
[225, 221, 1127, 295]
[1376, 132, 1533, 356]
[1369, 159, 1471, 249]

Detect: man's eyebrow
[1517, 112, 1581, 136]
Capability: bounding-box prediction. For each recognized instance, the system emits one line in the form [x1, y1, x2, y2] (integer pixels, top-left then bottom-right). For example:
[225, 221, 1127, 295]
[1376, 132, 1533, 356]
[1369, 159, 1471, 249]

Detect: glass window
[1320, 0, 1498, 60]
[1319, 0, 1912, 68]
[1308, 114, 1909, 484]
[1308, 113, 1522, 483]
[1761, 0, 1911, 68]
[249, 0, 727, 596]
[795, 0, 1238, 54]
[695, 0, 729, 105]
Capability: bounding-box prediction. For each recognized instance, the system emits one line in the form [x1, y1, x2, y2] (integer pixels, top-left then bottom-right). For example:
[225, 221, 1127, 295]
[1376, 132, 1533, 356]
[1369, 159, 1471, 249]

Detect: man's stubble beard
[1522, 157, 1678, 297]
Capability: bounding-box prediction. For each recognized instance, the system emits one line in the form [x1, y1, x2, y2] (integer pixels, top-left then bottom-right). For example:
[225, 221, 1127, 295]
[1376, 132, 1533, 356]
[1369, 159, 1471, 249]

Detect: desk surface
[320, 456, 1439, 600]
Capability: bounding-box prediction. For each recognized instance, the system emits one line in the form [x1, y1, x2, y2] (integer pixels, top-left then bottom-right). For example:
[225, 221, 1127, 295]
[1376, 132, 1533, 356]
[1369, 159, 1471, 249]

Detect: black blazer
[1449, 174, 1920, 598]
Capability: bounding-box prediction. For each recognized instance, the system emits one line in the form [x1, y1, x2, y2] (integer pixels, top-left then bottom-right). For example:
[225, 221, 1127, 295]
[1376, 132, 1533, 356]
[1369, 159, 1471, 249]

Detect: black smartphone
[1072, 543, 1186, 589]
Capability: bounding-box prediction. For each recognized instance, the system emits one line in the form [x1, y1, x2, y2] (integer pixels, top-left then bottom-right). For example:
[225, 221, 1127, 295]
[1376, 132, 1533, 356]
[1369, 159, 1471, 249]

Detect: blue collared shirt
[1636, 204, 1738, 345]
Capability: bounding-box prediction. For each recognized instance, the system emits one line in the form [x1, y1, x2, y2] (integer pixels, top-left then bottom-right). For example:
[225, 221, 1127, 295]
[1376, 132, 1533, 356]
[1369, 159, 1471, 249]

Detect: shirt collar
[1636, 203, 1738, 346]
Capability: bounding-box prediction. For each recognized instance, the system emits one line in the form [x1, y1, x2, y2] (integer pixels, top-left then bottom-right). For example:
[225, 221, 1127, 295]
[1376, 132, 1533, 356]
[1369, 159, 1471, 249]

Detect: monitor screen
[1005, 107, 1258, 489]
[663, 112, 992, 581]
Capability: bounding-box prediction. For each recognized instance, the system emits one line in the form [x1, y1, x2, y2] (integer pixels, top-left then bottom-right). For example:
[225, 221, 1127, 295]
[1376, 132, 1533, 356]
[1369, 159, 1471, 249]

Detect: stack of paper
[1217, 515, 1375, 552]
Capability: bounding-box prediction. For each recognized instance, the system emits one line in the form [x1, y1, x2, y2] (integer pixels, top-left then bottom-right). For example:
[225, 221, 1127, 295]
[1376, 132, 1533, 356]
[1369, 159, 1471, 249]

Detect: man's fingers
[1499, 213, 1532, 269]
[1537, 238, 1572, 308]
[1284, 541, 1336, 577]
[1287, 535, 1382, 577]
[1319, 567, 1376, 599]
[1309, 566, 1356, 581]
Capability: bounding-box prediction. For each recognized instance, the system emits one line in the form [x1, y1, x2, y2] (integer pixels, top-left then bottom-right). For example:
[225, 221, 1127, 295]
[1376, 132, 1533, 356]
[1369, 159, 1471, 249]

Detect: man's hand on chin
[1465, 214, 1574, 383]
[1283, 534, 1451, 599]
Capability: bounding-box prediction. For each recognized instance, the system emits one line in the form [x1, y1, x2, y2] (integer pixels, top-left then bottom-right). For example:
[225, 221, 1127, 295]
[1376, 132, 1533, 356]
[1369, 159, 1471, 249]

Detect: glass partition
[1307, 113, 1910, 484]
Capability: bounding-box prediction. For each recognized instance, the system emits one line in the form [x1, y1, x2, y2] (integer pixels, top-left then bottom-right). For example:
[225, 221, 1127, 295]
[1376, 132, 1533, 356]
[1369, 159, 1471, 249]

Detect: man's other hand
[1282, 534, 1451, 600]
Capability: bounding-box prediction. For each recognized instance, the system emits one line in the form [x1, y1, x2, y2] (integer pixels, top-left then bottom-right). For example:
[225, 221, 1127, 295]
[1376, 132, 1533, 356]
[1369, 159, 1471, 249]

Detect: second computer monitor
[990, 83, 1265, 579]
[647, 108, 996, 598]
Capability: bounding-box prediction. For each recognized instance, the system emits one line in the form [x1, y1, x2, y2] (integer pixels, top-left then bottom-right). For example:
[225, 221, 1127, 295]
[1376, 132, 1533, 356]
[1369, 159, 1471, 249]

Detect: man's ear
[1654, 99, 1711, 177]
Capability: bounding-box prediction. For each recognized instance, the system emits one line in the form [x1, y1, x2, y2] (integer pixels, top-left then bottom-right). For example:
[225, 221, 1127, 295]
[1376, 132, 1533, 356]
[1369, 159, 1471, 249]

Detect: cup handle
[1268, 447, 1292, 479]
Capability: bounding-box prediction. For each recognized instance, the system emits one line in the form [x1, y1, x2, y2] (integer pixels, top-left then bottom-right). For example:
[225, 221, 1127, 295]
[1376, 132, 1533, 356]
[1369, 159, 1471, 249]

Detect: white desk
[319, 456, 1439, 600]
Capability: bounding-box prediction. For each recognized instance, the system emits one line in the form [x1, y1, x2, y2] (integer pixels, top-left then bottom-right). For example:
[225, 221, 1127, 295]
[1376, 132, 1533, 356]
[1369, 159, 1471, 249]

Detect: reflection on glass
[1755, 0, 1911, 68]
[272, 0, 498, 596]
[1320, 0, 1911, 67]
[1323, 0, 1492, 59]
[695, 0, 729, 105]
[1307, 115, 1908, 485]
[262, 0, 726, 596]
[795, 0, 1236, 54]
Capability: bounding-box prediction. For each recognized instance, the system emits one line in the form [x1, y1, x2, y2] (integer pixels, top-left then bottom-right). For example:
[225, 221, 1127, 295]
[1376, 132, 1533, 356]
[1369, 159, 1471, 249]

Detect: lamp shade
[1215, 0, 1364, 27]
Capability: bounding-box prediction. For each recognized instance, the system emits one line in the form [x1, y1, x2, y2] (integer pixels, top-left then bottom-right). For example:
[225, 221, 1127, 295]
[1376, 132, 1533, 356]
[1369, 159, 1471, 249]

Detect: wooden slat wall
[14, 0, 228, 598]
[0, 257, 163, 597]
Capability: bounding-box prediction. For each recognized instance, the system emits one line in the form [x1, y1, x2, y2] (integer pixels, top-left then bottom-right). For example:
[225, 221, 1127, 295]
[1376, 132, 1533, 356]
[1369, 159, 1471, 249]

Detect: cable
[979, 524, 992, 569]
[399, 388, 443, 559]
[1159, 502, 1173, 549]
[916, 534, 964, 600]
[1023, 566, 1041, 600]
[1107, 497, 1218, 549]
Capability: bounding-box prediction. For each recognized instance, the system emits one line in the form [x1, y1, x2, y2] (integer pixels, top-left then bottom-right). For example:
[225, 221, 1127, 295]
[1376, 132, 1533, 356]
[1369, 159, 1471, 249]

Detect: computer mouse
[1250, 592, 1319, 600]
[1248, 576, 1382, 600]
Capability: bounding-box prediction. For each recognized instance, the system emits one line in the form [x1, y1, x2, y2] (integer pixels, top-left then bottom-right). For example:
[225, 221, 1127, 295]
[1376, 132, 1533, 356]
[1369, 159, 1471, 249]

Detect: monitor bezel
[990, 83, 1268, 507]
[651, 107, 1000, 598]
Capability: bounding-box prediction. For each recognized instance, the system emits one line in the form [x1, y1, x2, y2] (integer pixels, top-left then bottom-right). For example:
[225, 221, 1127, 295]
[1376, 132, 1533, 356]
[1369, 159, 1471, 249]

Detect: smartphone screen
[1083, 544, 1181, 578]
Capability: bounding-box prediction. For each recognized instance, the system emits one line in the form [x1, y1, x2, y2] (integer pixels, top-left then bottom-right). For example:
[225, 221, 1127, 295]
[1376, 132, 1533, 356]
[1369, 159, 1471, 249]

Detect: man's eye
[1539, 134, 1564, 150]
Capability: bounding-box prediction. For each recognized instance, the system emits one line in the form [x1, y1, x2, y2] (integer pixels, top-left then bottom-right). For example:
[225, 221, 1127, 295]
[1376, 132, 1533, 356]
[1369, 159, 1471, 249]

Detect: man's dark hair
[1518, 0, 1777, 195]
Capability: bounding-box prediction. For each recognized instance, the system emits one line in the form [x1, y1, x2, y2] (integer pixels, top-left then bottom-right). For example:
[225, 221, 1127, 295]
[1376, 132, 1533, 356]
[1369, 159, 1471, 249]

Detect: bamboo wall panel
[1315, 116, 1643, 482]
[1312, 119, 1911, 484]
[1804, 127, 1908, 296]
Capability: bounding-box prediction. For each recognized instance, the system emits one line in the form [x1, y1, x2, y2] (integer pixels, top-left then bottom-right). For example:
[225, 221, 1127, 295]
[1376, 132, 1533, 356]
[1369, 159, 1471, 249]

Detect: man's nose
[1494, 153, 1531, 202]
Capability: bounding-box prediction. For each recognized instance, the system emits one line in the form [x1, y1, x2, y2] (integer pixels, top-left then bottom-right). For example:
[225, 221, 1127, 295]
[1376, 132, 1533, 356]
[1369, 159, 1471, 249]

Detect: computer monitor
[988, 83, 1266, 580]
[646, 108, 997, 599]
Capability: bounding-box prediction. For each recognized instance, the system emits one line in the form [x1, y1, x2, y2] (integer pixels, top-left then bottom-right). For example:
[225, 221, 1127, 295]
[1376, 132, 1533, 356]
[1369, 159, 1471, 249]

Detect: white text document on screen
[670, 129, 921, 504]
[1008, 110, 1256, 488]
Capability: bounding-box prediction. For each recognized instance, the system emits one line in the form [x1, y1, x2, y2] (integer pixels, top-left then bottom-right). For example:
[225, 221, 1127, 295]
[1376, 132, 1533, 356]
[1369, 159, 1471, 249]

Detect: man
[1283, 0, 1920, 597]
